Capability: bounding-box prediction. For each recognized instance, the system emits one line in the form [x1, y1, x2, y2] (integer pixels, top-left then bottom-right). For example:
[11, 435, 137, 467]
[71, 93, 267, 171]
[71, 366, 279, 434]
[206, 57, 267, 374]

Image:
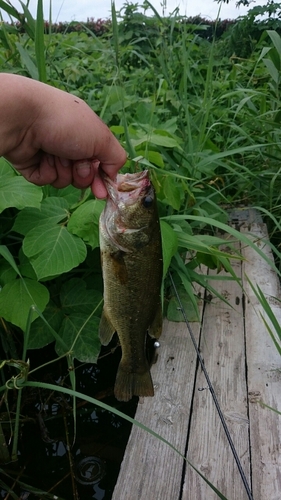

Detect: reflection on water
[1, 341, 139, 500]
[75, 456, 106, 484]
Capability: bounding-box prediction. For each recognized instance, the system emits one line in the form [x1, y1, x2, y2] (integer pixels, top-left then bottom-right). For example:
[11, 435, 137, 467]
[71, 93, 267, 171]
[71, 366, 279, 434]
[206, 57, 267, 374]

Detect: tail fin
[114, 364, 154, 402]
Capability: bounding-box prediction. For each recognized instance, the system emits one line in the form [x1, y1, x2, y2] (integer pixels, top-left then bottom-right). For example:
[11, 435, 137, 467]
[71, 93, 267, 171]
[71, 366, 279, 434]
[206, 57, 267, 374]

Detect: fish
[99, 170, 163, 402]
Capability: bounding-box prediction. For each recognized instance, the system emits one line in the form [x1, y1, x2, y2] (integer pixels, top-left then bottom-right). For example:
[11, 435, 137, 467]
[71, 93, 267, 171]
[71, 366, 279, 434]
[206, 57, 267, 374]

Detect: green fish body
[99, 170, 163, 401]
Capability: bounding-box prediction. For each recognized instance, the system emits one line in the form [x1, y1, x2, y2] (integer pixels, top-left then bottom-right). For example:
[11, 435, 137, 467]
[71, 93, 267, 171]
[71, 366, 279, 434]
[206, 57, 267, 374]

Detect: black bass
[99, 170, 163, 402]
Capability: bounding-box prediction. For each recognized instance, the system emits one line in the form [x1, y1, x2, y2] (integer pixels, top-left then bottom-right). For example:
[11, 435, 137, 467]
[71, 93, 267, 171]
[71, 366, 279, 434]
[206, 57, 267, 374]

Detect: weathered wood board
[112, 211, 281, 500]
[182, 250, 251, 500]
[241, 222, 281, 500]
[112, 315, 203, 500]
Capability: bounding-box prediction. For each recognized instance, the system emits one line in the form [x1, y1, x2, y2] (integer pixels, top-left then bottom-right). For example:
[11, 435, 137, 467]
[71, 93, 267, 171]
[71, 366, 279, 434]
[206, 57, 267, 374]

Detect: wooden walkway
[112, 210, 281, 500]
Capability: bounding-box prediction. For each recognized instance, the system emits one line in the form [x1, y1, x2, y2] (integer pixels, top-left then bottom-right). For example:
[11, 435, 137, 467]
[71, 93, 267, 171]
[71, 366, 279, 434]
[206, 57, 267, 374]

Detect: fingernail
[60, 157, 71, 167]
[76, 161, 91, 178]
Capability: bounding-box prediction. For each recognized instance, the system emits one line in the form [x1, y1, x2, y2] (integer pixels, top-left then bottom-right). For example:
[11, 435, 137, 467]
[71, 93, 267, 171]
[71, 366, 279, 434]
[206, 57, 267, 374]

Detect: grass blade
[35, 0, 47, 82]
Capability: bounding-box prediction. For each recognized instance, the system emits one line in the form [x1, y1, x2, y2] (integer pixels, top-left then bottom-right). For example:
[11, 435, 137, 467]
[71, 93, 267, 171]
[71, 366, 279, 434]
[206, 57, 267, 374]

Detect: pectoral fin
[148, 302, 162, 339]
[99, 309, 115, 345]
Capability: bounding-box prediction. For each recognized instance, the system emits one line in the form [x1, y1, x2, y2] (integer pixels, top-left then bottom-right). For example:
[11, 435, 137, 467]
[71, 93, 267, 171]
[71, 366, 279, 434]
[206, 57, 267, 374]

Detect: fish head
[100, 170, 158, 252]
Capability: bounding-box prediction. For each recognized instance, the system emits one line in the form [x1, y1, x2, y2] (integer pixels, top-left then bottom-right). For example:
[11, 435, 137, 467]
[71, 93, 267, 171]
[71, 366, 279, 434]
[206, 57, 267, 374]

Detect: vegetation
[1, 0, 281, 497]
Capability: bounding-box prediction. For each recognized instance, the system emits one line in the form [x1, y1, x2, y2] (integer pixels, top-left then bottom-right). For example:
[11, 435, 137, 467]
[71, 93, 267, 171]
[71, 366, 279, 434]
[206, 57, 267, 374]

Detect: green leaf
[0, 260, 17, 286]
[167, 287, 198, 322]
[163, 176, 181, 210]
[0, 0, 20, 17]
[67, 199, 105, 249]
[18, 248, 38, 280]
[137, 150, 164, 167]
[0, 158, 15, 179]
[267, 30, 281, 63]
[35, 0, 46, 82]
[47, 185, 88, 208]
[110, 125, 125, 135]
[56, 313, 101, 363]
[0, 278, 49, 331]
[0, 176, 42, 213]
[60, 278, 103, 315]
[0, 246, 21, 275]
[23, 225, 87, 280]
[15, 42, 39, 79]
[13, 197, 69, 235]
[263, 58, 279, 84]
[132, 134, 182, 149]
[28, 300, 64, 349]
[160, 220, 178, 277]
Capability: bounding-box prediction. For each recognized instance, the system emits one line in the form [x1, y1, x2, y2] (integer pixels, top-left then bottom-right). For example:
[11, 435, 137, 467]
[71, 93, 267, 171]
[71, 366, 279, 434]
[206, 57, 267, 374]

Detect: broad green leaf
[149, 134, 182, 148]
[60, 278, 103, 314]
[110, 125, 125, 135]
[18, 248, 38, 280]
[28, 300, 64, 349]
[160, 220, 178, 277]
[196, 252, 219, 270]
[147, 150, 164, 167]
[0, 278, 49, 331]
[163, 176, 181, 210]
[67, 199, 105, 249]
[0, 176, 42, 213]
[137, 150, 164, 168]
[13, 197, 69, 235]
[0, 245, 21, 275]
[23, 225, 87, 280]
[56, 313, 101, 363]
[47, 185, 88, 208]
[0, 260, 17, 286]
[0, 158, 15, 178]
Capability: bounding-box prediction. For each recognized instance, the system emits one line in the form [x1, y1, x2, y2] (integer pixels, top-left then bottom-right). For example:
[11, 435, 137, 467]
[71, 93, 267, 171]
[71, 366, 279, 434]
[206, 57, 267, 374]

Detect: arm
[0, 73, 127, 198]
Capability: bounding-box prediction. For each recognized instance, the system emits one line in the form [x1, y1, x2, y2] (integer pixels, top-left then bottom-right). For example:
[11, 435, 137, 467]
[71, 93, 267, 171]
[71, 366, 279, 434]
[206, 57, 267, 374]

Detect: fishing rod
[169, 272, 254, 500]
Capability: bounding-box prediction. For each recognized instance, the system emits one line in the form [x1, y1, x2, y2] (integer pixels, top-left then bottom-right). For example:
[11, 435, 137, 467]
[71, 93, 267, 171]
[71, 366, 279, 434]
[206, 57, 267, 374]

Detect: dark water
[0, 338, 140, 499]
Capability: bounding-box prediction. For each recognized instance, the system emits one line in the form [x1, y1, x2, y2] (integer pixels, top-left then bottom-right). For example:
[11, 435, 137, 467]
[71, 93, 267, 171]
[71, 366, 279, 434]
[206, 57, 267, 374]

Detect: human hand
[0, 74, 127, 198]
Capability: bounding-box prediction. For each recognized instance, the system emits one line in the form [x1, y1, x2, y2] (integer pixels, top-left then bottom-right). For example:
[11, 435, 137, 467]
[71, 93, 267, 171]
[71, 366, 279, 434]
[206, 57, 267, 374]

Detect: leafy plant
[1, 0, 281, 497]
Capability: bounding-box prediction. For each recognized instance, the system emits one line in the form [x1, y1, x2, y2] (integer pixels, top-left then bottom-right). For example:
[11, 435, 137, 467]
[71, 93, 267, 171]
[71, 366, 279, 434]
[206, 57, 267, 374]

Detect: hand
[0, 74, 127, 198]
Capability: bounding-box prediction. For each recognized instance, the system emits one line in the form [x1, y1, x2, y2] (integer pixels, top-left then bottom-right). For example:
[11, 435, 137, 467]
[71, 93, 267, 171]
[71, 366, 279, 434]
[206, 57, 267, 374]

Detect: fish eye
[142, 195, 154, 208]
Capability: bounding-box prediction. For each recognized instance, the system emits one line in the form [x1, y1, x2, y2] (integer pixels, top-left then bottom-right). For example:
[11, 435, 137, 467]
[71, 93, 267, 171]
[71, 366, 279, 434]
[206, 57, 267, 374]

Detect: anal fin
[148, 302, 162, 339]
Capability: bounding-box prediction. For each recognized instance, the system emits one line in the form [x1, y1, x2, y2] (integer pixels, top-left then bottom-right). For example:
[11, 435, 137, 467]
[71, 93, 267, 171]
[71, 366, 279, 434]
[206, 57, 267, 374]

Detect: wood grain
[182, 251, 251, 500]
[112, 313, 203, 500]
[241, 222, 281, 500]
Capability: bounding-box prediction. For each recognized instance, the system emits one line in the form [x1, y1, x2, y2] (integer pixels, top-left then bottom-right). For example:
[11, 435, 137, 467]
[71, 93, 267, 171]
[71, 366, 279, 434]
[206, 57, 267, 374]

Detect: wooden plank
[241, 222, 281, 500]
[182, 252, 251, 499]
[112, 313, 202, 500]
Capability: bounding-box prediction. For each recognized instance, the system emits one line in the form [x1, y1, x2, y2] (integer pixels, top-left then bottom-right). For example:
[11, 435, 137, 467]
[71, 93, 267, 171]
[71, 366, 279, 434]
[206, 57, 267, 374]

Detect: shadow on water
[0, 336, 149, 500]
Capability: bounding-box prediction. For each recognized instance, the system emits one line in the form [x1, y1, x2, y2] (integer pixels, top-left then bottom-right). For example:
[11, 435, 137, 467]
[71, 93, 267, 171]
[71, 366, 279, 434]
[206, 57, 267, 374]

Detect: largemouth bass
[99, 170, 163, 402]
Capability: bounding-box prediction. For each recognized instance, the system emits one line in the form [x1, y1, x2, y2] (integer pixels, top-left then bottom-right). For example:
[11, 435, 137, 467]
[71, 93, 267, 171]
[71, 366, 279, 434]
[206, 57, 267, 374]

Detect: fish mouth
[100, 170, 151, 253]
[100, 169, 151, 206]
